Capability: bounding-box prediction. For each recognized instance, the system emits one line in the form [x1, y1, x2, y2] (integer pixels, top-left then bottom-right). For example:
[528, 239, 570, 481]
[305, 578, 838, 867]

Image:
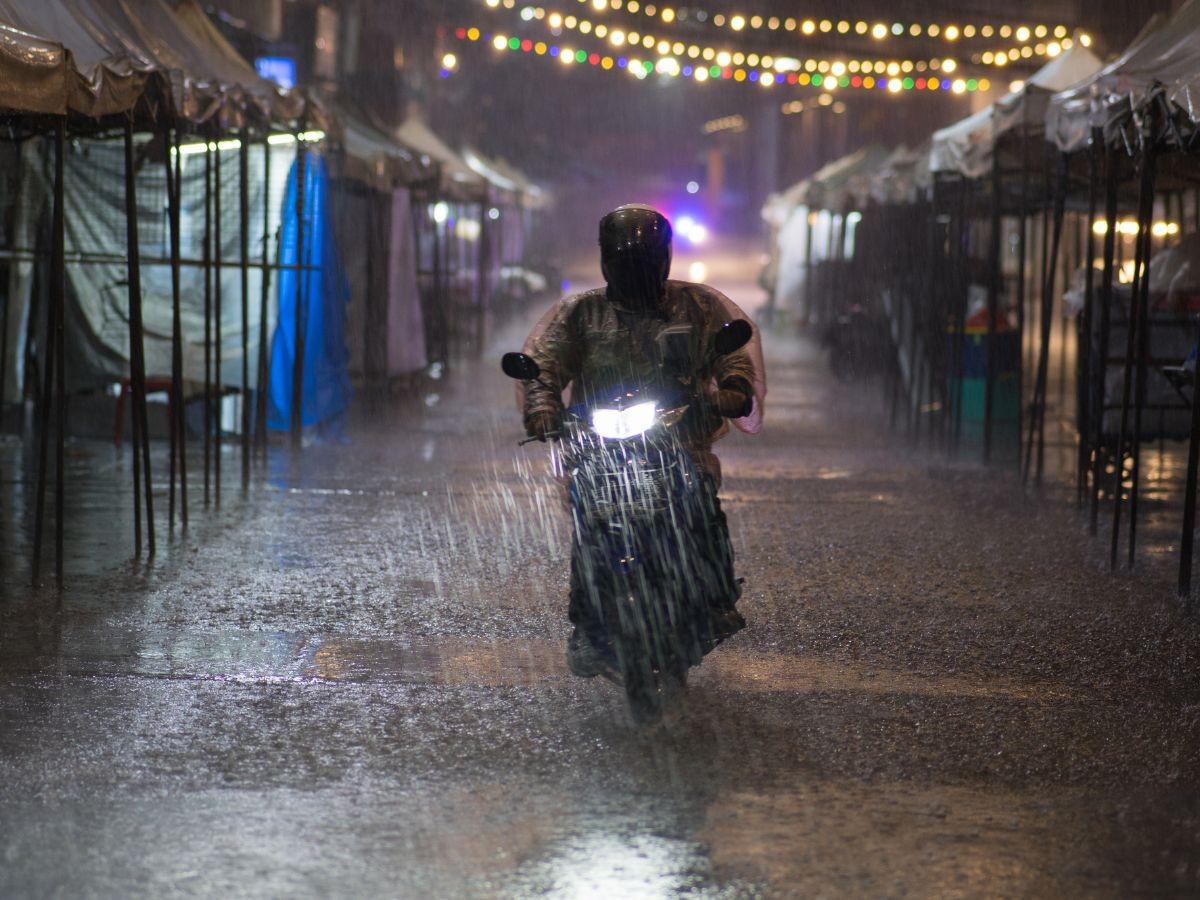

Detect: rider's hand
[714, 379, 754, 419]
[525, 409, 561, 442]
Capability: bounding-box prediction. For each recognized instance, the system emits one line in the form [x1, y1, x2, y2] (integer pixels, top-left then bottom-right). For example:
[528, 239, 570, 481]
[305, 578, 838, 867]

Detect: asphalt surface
[2, 253, 1200, 898]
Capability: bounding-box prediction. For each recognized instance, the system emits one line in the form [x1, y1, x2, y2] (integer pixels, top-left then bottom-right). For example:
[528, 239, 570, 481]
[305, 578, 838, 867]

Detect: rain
[1, 0, 1199, 896]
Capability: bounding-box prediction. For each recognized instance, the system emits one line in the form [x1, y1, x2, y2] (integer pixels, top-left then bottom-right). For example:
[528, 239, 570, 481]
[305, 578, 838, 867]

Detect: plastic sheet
[268, 153, 353, 430]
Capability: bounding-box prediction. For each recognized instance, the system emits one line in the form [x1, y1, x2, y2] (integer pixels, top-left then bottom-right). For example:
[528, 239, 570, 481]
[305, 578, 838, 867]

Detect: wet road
[3, 250, 1200, 897]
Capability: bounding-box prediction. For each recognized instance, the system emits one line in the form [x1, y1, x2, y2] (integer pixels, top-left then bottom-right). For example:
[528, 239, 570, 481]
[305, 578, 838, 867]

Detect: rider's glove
[524, 409, 561, 442]
[714, 377, 754, 419]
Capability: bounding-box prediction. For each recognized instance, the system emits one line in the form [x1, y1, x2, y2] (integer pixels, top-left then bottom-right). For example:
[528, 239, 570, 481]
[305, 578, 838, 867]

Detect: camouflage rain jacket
[522, 280, 758, 480]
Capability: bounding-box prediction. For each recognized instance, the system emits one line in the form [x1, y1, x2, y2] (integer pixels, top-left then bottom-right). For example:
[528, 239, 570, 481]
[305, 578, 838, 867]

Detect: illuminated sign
[255, 56, 296, 89]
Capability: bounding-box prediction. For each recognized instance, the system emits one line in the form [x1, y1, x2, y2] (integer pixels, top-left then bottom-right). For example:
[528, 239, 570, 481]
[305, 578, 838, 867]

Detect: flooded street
[2, 246, 1198, 897]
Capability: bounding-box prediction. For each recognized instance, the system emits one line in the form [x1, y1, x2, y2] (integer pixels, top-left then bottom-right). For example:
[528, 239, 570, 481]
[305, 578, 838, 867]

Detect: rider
[521, 205, 761, 677]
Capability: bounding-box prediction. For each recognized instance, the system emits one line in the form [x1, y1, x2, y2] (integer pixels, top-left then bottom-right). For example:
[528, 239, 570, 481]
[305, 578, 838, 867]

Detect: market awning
[171, 0, 310, 130]
[336, 108, 428, 189]
[0, 0, 313, 128]
[930, 44, 1102, 177]
[1047, 0, 1200, 153]
[487, 156, 550, 209]
[762, 145, 890, 227]
[762, 176, 811, 229]
[869, 142, 933, 205]
[394, 114, 484, 198]
[0, 1, 155, 117]
[463, 146, 520, 196]
[801, 145, 891, 211]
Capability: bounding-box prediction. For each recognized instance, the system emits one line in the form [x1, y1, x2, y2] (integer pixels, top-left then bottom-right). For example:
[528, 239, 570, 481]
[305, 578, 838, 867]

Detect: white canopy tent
[1046, 0, 1200, 153]
[869, 142, 933, 206]
[930, 45, 1102, 178]
[761, 146, 890, 317]
[395, 114, 485, 198]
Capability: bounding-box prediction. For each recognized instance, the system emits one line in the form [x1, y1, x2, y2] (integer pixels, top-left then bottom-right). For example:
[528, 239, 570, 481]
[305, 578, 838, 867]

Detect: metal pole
[168, 127, 187, 531]
[239, 131, 251, 486]
[123, 120, 154, 556]
[1033, 156, 1051, 473]
[124, 122, 147, 554]
[1187, 192, 1200, 611]
[0, 237, 8, 432]
[801, 208, 815, 325]
[1031, 154, 1068, 486]
[32, 123, 64, 581]
[1057, 209, 1073, 417]
[1109, 143, 1156, 570]
[952, 182, 969, 454]
[164, 130, 177, 530]
[1015, 132, 1030, 475]
[52, 122, 66, 579]
[1078, 139, 1100, 507]
[214, 141, 223, 502]
[1178, 323, 1200, 610]
[203, 144, 212, 506]
[1090, 144, 1120, 536]
[832, 211, 847, 330]
[290, 137, 307, 451]
[256, 141, 272, 460]
[1127, 144, 1158, 570]
[431, 195, 446, 365]
[475, 193, 489, 356]
[31, 204, 56, 582]
[984, 146, 1002, 463]
[927, 193, 950, 449]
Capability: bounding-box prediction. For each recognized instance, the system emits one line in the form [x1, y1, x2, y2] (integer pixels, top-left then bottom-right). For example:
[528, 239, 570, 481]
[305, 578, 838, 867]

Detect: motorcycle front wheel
[618, 646, 690, 725]
[623, 663, 664, 725]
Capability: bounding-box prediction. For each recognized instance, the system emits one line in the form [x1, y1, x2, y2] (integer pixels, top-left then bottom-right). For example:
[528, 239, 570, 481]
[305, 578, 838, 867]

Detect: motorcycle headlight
[592, 401, 658, 440]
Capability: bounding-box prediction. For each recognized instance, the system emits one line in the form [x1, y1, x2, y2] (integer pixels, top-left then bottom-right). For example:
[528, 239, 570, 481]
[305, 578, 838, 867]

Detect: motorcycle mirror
[715, 319, 753, 356]
[501, 352, 541, 381]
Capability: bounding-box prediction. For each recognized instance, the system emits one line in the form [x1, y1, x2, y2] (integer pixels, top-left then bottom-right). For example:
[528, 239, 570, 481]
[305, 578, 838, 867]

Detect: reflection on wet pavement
[2, 277, 1199, 896]
[1, 626, 1081, 701]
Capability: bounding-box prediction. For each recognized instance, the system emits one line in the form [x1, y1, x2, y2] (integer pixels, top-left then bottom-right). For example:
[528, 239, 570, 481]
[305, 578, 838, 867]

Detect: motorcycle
[502, 319, 753, 723]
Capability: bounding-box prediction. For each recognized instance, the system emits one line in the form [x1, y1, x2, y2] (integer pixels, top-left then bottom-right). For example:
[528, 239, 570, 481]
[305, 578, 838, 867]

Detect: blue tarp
[268, 152, 352, 430]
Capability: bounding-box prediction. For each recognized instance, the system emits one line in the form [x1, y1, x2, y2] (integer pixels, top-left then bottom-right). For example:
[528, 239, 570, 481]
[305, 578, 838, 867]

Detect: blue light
[549, 45, 560, 57]
[617, 57, 628, 68]
[683, 66, 693, 76]
[748, 70, 759, 82]
[255, 56, 296, 89]
[674, 214, 708, 245]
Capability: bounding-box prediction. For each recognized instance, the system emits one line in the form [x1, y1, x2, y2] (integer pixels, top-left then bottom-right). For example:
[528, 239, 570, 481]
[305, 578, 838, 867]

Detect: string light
[564, 0, 1071, 48]
[492, 5, 954, 78]
[976, 36, 1076, 67]
[781, 99, 846, 115]
[498, 2, 1087, 70]
[453, 26, 992, 95]
[1093, 219, 1180, 236]
[704, 114, 746, 133]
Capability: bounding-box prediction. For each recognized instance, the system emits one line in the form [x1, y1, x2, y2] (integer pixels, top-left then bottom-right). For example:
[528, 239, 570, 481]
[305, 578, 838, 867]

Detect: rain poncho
[520, 280, 764, 478]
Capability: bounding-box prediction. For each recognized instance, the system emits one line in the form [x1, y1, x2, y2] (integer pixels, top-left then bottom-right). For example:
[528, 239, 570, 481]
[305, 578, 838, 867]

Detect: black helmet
[599, 204, 672, 309]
